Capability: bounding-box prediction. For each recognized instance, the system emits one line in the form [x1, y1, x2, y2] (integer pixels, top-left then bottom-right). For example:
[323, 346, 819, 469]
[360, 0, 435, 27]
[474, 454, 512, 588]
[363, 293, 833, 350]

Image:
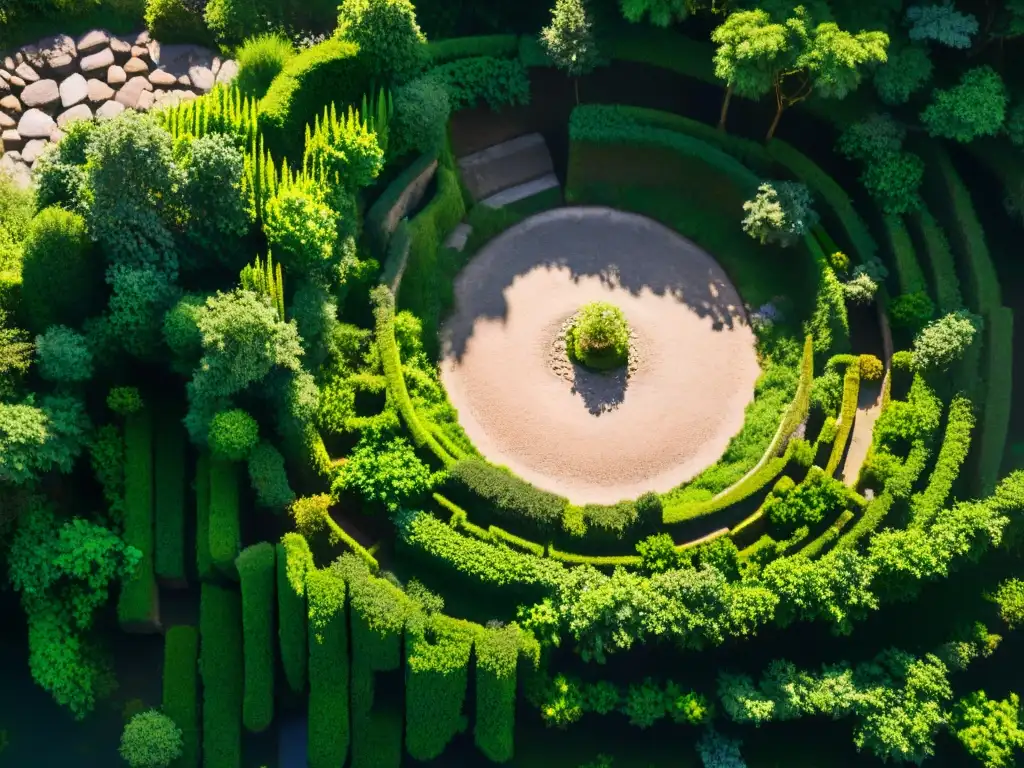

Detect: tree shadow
[440, 206, 750, 364]
[569, 362, 629, 415]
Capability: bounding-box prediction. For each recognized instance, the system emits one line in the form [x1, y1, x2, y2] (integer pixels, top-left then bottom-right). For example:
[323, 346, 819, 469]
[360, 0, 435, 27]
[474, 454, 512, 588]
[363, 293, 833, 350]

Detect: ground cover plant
[1, 0, 1024, 766]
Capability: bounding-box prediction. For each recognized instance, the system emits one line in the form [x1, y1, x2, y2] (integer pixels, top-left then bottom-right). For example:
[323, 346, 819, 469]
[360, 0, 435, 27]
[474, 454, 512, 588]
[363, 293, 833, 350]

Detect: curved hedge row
[237, 543, 275, 733]
[910, 208, 963, 315]
[825, 364, 861, 476]
[910, 395, 975, 527]
[200, 583, 243, 768]
[883, 214, 927, 296]
[277, 533, 312, 695]
[306, 567, 349, 768]
[979, 306, 1013, 495]
[366, 151, 439, 260]
[162, 625, 199, 768]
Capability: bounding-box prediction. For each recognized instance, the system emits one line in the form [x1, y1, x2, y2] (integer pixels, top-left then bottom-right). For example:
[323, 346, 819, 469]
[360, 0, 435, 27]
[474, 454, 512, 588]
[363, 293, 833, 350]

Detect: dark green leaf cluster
[444, 459, 569, 536]
[237, 543, 275, 733]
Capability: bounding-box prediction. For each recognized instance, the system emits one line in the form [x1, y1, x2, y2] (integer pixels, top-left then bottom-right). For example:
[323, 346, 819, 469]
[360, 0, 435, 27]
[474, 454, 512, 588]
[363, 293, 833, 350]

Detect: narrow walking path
[840, 379, 882, 488]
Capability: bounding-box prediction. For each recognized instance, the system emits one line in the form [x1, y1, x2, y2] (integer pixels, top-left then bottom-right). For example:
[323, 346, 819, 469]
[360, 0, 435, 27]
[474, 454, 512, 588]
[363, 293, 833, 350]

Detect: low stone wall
[0, 29, 238, 185]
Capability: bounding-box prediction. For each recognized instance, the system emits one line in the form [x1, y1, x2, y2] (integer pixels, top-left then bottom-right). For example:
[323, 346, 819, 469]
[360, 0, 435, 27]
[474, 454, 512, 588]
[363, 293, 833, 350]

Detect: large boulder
[107, 65, 127, 87]
[96, 100, 125, 120]
[2, 129, 23, 151]
[81, 48, 115, 75]
[57, 103, 93, 128]
[47, 54, 77, 77]
[59, 73, 88, 108]
[148, 69, 177, 87]
[14, 62, 39, 83]
[124, 57, 149, 75]
[216, 59, 239, 84]
[77, 30, 110, 55]
[21, 138, 48, 164]
[0, 95, 21, 114]
[20, 79, 60, 110]
[87, 79, 115, 103]
[114, 76, 152, 108]
[17, 108, 57, 139]
[110, 37, 132, 63]
[188, 65, 214, 93]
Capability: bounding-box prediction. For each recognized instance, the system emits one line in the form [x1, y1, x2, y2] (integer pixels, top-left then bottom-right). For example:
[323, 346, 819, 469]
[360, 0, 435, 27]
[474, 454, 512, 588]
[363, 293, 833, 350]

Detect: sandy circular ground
[439, 206, 762, 505]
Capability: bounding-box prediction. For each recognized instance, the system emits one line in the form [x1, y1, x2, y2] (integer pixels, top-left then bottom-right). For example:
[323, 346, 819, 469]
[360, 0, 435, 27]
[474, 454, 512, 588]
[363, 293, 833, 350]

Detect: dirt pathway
[840, 380, 883, 488]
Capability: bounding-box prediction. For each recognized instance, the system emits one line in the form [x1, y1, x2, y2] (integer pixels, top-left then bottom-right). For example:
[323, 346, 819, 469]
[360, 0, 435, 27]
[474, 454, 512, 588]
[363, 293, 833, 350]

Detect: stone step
[457, 133, 554, 202]
[479, 173, 561, 209]
[443, 222, 473, 252]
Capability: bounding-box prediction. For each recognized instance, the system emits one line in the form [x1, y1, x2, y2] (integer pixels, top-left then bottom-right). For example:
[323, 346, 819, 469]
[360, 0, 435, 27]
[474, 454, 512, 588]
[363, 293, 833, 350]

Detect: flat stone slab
[148, 69, 177, 87]
[59, 73, 88, 107]
[457, 133, 555, 202]
[77, 30, 110, 54]
[57, 103, 92, 127]
[2, 129, 23, 151]
[0, 95, 21, 113]
[0, 112, 15, 129]
[443, 222, 473, 252]
[95, 100, 125, 120]
[17, 108, 56, 138]
[81, 48, 115, 74]
[14, 62, 39, 82]
[124, 57, 149, 75]
[21, 79, 60, 109]
[480, 173, 561, 209]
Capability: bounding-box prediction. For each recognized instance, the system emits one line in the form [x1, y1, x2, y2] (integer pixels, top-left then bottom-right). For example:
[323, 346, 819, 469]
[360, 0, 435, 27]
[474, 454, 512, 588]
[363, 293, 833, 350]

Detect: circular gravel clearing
[439, 206, 762, 505]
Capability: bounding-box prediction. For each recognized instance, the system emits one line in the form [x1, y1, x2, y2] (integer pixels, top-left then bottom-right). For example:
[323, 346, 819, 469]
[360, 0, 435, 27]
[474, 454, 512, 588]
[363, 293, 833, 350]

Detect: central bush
[566, 302, 630, 370]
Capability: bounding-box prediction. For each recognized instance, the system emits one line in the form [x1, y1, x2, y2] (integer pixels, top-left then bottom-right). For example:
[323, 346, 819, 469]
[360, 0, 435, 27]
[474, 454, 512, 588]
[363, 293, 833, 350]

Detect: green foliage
[203, 0, 268, 45]
[32, 120, 95, 215]
[445, 459, 568, 536]
[277, 533, 313, 695]
[209, 459, 241, 576]
[236, 33, 296, 99]
[263, 185, 339, 284]
[922, 66, 1008, 143]
[208, 409, 260, 461]
[104, 265, 181, 362]
[199, 583, 243, 768]
[541, 0, 600, 79]
[765, 468, 850, 534]
[90, 423, 126, 529]
[891, 291, 936, 333]
[120, 710, 183, 768]
[566, 302, 630, 370]
[239, 254, 286, 321]
[237, 543, 275, 733]
[874, 43, 933, 105]
[475, 623, 521, 762]
[907, 2, 979, 48]
[337, 0, 427, 85]
[248, 441, 295, 510]
[979, 306, 1013, 495]
[154, 413, 186, 584]
[306, 568, 349, 768]
[711, 9, 785, 124]
[912, 208, 962, 315]
[825, 364, 859, 474]
[910, 395, 974, 526]
[392, 74, 451, 158]
[859, 354, 883, 381]
[35, 326, 93, 384]
[0, 395, 90, 486]
[195, 453, 215, 581]
[697, 728, 746, 768]
[953, 691, 1024, 768]
[107, 387, 143, 416]
[178, 133, 249, 264]
[162, 625, 199, 768]
[428, 56, 532, 111]
[20, 207, 99, 333]
[992, 579, 1024, 629]
[913, 310, 981, 371]
[334, 432, 437, 511]
[304, 104, 385, 194]
[118, 408, 156, 629]
[145, 0, 210, 44]
[742, 181, 818, 247]
[620, 0, 700, 26]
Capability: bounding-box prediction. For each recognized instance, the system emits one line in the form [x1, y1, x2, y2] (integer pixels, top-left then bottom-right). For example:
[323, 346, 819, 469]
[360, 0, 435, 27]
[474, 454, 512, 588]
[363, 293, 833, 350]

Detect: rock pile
[0, 29, 238, 186]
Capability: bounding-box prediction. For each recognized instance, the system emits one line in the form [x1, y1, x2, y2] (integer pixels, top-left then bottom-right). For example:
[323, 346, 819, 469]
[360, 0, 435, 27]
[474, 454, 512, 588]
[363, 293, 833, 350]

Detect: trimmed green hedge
[236, 543, 275, 733]
[427, 56, 531, 112]
[195, 452, 215, 581]
[406, 614, 475, 760]
[259, 38, 372, 161]
[200, 583, 243, 768]
[426, 35, 519, 64]
[443, 459, 568, 537]
[119, 407, 157, 629]
[910, 395, 975, 527]
[366, 151, 438, 260]
[209, 459, 241, 578]
[979, 306, 1013, 495]
[155, 413, 186, 586]
[162, 626, 199, 768]
[910, 207, 963, 315]
[371, 285, 454, 465]
[799, 510, 855, 559]
[277, 534, 313, 695]
[883, 214, 927, 295]
[489, 525, 546, 556]
[835, 492, 894, 550]
[825, 364, 861, 476]
[475, 624, 520, 762]
[807, 233, 851, 358]
[306, 567, 349, 768]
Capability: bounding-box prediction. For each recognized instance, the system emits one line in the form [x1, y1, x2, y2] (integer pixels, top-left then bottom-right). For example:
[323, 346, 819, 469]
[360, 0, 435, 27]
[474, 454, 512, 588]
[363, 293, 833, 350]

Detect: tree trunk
[574, 77, 580, 105]
[765, 104, 784, 142]
[718, 84, 733, 131]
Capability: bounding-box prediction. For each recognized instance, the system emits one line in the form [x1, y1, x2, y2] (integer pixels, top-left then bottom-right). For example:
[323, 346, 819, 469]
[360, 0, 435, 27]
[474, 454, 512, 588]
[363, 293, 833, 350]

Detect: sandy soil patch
[439, 206, 762, 504]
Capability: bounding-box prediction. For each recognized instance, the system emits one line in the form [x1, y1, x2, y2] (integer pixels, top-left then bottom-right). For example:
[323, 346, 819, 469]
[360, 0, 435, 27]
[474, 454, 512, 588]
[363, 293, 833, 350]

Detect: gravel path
[438, 207, 762, 504]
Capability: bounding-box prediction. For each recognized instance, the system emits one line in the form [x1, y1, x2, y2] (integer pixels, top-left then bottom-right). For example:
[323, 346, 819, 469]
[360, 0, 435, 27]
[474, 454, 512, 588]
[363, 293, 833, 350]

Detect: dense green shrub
[392, 74, 452, 158]
[992, 579, 1024, 629]
[20, 207, 100, 333]
[306, 568, 350, 768]
[890, 291, 936, 333]
[426, 35, 520, 64]
[764, 468, 850, 535]
[162, 625, 199, 768]
[953, 691, 1024, 768]
[237, 543, 275, 733]
[154, 412, 186, 585]
[406, 614, 475, 760]
[108, 386, 144, 416]
[913, 311, 981, 371]
[277, 534, 313, 695]
[208, 409, 259, 461]
[118, 408, 156, 629]
[428, 56, 531, 111]
[259, 39, 374, 161]
[145, 0, 211, 44]
[333, 432, 437, 511]
[35, 326, 93, 383]
[825, 364, 860, 475]
[0, 395, 91, 486]
[910, 395, 975, 527]
[209, 459, 241, 577]
[199, 583, 243, 768]
[475, 624, 520, 762]
[178, 134, 249, 265]
[444, 459, 568, 536]
[235, 33, 296, 99]
[195, 452, 215, 582]
[922, 66, 1007, 143]
[120, 710, 183, 768]
[247, 440, 296, 510]
[742, 181, 818, 248]
[337, 0, 426, 85]
[566, 302, 630, 370]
